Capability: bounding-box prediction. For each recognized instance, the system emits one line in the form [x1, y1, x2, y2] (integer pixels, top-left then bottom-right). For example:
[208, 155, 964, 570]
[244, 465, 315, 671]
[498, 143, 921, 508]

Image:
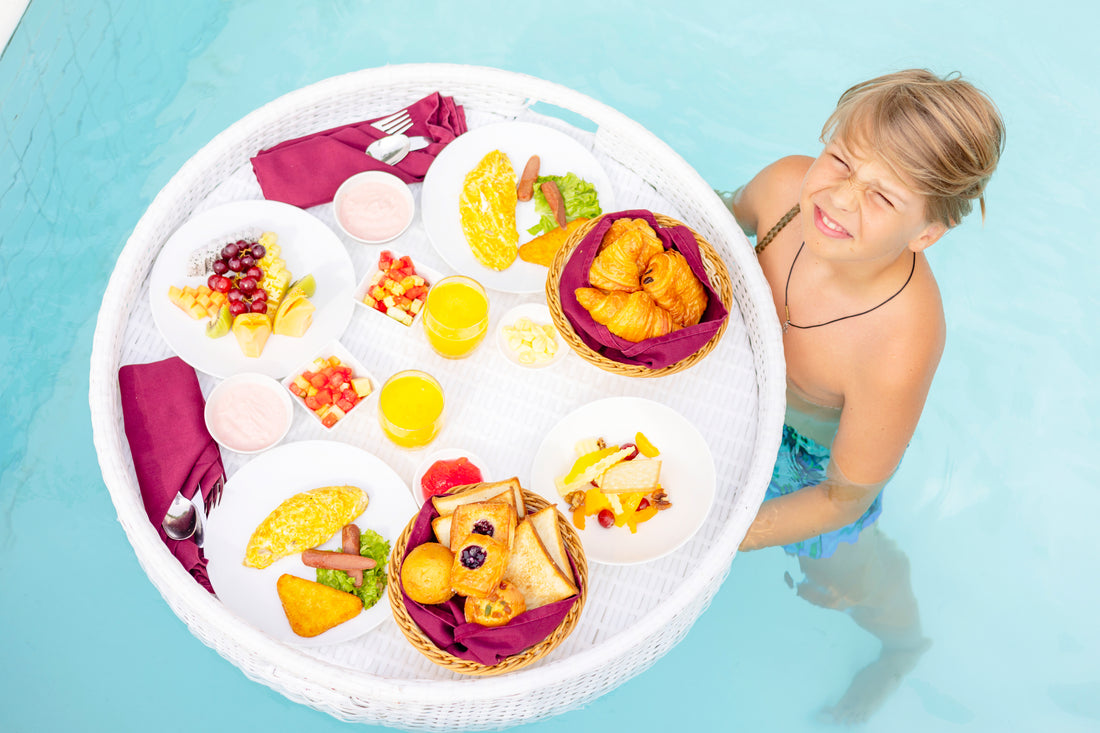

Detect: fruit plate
[528, 397, 716, 565]
[420, 121, 615, 294]
[149, 200, 356, 379]
[204, 440, 416, 647]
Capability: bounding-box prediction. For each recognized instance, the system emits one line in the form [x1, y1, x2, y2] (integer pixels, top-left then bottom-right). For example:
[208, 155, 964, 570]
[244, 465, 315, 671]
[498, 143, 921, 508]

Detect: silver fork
[372, 109, 413, 136]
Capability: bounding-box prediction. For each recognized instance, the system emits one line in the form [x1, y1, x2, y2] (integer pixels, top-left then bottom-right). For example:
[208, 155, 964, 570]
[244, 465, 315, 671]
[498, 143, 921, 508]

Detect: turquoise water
[2, 1, 1098, 731]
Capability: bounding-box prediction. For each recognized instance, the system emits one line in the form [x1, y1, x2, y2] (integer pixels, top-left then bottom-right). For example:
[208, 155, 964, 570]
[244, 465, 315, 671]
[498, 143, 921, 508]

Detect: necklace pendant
[783, 320, 789, 334]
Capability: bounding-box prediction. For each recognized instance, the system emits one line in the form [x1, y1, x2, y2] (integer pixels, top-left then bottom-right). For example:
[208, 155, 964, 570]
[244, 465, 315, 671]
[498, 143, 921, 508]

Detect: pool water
[2, 1, 1097, 731]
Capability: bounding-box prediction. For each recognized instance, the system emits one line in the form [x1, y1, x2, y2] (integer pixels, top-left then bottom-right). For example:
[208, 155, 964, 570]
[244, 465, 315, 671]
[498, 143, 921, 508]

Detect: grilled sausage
[342, 524, 363, 586]
[517, 155, 540, 201]
[301, 548, 377, 572]
[540, 180, 567, 228]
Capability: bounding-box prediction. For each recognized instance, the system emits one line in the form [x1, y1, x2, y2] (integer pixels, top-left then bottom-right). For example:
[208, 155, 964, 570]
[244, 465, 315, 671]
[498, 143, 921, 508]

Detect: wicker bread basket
[387, 490, 588, 676]
[546, 213, 735, 377]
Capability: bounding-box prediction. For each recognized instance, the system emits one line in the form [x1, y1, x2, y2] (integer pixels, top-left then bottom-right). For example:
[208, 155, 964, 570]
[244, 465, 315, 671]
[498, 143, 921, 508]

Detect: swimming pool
[2, 1, 1097, 731]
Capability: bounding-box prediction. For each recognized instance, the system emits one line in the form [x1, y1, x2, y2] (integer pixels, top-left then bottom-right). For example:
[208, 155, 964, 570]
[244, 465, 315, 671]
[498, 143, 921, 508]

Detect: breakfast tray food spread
[90, 64, 784, 730]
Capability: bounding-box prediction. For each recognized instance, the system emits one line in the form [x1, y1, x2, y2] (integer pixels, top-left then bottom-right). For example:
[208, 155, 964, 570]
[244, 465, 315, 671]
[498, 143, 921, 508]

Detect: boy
[727, 69, 1003, 723]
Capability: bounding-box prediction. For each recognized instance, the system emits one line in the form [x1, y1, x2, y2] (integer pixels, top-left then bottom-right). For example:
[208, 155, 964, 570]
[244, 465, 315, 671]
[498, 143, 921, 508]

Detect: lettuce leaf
[315, 528, 390, 610]
[527, 173, 602, 236]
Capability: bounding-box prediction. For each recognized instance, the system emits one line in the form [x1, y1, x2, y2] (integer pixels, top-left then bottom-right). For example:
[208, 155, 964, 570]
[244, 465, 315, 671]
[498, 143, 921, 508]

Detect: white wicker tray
[89, 63, 784, 730]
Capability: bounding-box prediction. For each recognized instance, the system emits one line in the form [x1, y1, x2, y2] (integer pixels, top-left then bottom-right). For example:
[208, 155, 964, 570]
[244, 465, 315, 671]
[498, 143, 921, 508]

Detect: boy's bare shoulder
[736, 155, 813, 236]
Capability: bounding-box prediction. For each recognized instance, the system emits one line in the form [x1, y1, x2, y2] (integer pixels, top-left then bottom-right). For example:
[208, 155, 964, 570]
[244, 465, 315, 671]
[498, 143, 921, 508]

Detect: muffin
[401, 542, 455, 604]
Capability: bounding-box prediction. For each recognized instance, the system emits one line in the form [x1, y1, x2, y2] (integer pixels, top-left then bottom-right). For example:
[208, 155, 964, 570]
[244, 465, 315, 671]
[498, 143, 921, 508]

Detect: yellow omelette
[243, 485, 368, 569]
[459, 150, 518, 271]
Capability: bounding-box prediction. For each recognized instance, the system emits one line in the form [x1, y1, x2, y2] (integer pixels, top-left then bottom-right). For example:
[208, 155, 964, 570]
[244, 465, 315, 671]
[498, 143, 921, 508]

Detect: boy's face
[799, 133, 946, 264]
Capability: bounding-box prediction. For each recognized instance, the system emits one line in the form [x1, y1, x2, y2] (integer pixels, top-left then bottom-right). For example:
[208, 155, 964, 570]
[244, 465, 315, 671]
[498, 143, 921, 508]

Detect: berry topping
[471, 519, 495, 537]
[460, 545, 487, 570]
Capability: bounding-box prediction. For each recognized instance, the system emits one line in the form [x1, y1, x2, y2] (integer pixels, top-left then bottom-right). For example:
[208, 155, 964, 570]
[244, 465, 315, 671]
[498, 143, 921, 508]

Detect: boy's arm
[740, 321, 944, 551]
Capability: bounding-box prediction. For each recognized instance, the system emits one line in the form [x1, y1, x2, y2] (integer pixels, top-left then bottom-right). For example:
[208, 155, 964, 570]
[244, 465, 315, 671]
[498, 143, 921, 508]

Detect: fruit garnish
[635, 431, 659, 457]
[205, 304, 232, 339]
[286, 273, 316, 299]
[561, 434, 668, 533]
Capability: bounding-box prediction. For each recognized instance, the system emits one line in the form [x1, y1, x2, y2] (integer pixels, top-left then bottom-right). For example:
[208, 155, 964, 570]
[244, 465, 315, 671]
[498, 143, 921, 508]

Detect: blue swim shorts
[765, 424, 883, 559]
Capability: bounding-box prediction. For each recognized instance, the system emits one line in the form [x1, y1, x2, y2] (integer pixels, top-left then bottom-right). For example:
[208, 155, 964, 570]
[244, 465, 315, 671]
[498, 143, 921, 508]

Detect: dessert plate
[205, 440, 416, 647]
[149, 199, 356, 378]
[529, 397, 715, 565]
[420, 121, 615, 294]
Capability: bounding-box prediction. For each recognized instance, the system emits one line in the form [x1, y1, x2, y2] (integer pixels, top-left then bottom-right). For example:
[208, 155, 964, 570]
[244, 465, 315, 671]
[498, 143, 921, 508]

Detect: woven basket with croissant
[547, 211, 734, 377]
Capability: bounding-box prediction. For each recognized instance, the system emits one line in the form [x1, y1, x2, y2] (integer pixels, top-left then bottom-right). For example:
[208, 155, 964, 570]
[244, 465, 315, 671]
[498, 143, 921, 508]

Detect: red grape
[250, 244, 266, 259]
[212, 260, 228, 275]
[211, 276, 232, 293]
[228, 300, 248, 317]
[226, 289, 244, 302]
[620, 443, 640, 460]
[251, 289, 268, 302]
[221, 243, 240, 259]
[245, 266, 263, 280]
[597, 509, 615, 528]
[227, 257, 243, 273]
[250, 301, 268, 314]
[238, 276, 257, 294]
[240, 254, 255, 269]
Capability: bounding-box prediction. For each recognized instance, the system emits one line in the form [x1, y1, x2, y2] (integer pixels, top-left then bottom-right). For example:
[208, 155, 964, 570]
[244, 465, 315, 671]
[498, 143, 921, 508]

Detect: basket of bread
[545, 210, 734, 377]
[388, 478, 587, 675]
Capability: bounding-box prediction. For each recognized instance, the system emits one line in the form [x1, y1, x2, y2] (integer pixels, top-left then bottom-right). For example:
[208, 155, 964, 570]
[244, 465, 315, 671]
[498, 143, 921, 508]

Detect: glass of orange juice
[377, 370, 445, 449]
[422, 275, 490, 359]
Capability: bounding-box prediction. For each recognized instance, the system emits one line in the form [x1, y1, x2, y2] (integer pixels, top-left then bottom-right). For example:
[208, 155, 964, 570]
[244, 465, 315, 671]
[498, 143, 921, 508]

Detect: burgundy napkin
[119, 356, 224, 593]
[560, 209, 730, 370]
[400, 499, 581, 667]
[250, 92, 468, 208]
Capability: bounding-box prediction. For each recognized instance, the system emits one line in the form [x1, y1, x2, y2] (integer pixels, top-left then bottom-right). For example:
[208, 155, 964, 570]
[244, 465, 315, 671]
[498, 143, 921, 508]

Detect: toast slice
[527, 505, 571, 577]
[432, 478, 525, 518]
[448, 500, 517, 553]
[503, 518, 578, 610]
[431, 490, 514, 546]
[276, 573, 361, 638]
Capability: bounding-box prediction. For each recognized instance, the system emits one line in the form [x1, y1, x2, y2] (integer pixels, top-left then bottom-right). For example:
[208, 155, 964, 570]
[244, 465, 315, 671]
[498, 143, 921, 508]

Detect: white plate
[149, 200, 356, 378]
[495, 302, 568, 369]
[204, 440, 416, 646]
[411, 448, 491, 508]
[529, 397, 715, 565]
[420, 121, 615, 294]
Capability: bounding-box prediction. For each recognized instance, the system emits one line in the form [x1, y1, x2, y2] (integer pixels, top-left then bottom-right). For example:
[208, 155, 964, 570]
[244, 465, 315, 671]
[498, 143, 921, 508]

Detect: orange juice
[422, 276, 489, 358]
[377, 370, 445, 448]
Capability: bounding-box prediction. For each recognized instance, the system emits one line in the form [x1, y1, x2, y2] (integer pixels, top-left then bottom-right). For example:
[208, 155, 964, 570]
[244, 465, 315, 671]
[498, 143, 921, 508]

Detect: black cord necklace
[783, 242, 917, 333]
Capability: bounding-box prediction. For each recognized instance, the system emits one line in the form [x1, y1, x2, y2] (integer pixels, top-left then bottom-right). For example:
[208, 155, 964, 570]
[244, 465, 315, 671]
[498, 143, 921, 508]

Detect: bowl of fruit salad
[281, 341, 376, 431]
[355, 250, 440, 328]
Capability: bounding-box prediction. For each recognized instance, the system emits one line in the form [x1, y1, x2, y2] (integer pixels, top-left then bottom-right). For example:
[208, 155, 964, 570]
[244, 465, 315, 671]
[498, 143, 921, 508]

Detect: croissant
[575, 287, 679, 342]
[588, 226, 665, 292]
[641, 250, 708, 327]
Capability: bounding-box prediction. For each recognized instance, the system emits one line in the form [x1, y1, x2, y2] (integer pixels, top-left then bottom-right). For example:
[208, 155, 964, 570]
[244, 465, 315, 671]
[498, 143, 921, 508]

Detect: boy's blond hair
[821, 69, 1005, 227]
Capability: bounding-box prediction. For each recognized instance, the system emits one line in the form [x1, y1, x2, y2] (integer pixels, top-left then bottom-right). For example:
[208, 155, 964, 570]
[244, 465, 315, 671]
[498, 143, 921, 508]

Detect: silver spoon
[365, 133, 412, 166]
[365, 135, 431, 166]
[162, 490, 197, 541]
